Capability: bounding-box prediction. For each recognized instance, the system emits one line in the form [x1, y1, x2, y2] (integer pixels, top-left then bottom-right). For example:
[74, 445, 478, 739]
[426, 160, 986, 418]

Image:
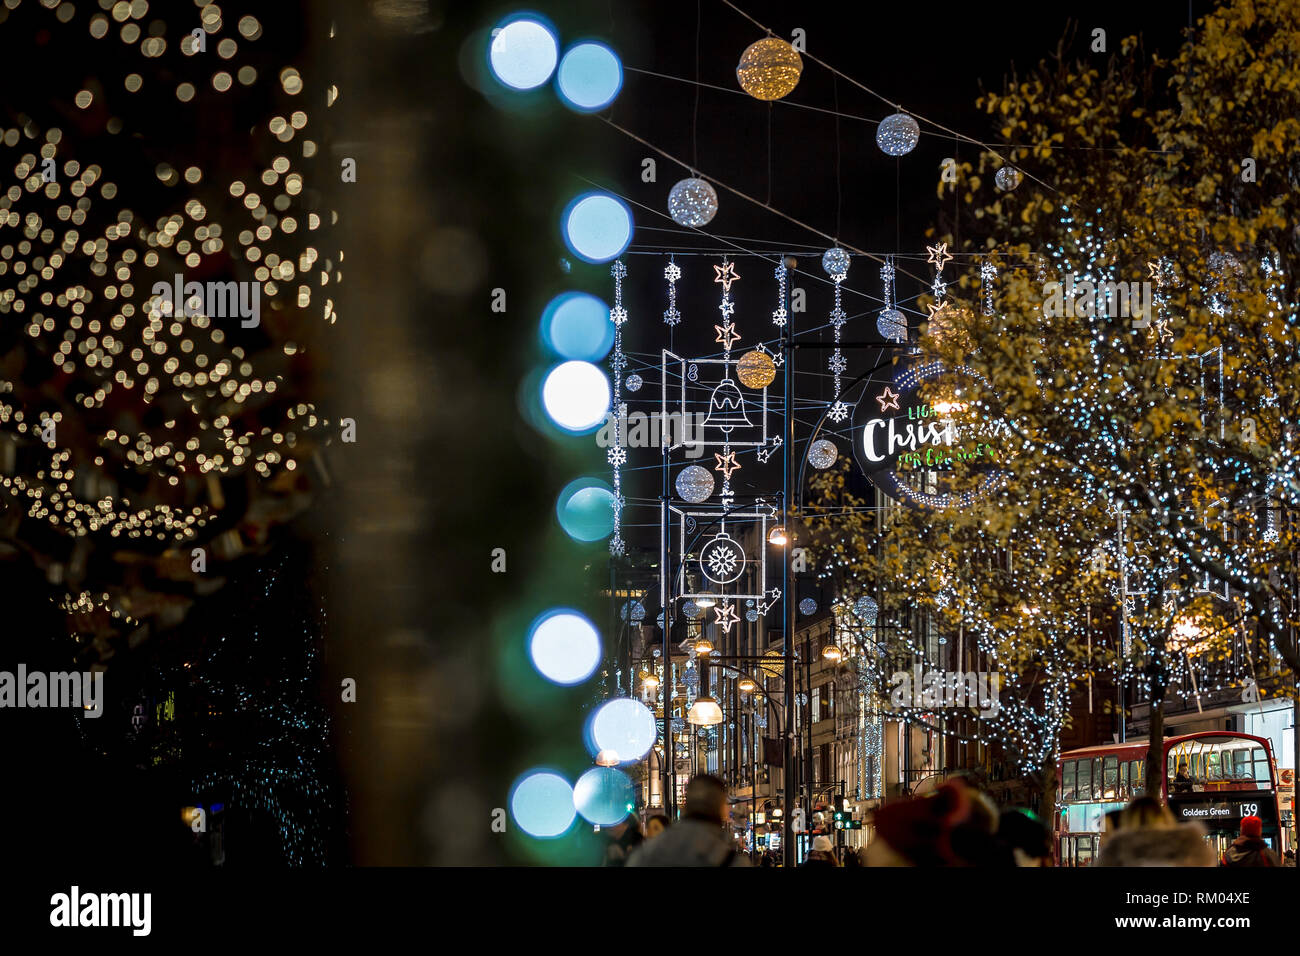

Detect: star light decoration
[714, 450, 741, 481]
[876, 387, 901, 413]
[714, 601, 739, 634]
[0, 7, 337, 639]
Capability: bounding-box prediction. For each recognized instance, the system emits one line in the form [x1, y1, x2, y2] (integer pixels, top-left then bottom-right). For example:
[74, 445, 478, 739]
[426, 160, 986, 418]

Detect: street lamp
[738, 676, 757, 694]
[768, 526, 788, 546]
[821, 644, 843, 664]
[687, 655, 724, 726]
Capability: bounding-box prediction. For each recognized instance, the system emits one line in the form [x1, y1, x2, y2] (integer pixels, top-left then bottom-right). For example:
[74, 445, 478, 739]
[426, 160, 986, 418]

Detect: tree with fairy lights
[914, 0, 1300, 798]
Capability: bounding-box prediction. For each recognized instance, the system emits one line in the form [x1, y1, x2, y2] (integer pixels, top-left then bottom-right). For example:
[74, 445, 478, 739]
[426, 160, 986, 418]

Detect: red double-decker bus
[1055, 731, 1281, 866]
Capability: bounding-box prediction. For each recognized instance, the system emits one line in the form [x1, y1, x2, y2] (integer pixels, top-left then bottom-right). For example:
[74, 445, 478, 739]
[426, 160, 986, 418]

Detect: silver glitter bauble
[876, 112, 920, 156]
[853, 595, 878, 626]
[746, 609, 759, 622]
[675, 464, 715, 503]
[798, 598, 817, 616]
[625, 373, 643, 392]
[667, 177, 719, 228]
[822, 246, 850, 280]
[682, 600, 701, 620]
[807, 438, 838, 469]
[995, 166, 1021, 191]
[877, 308, 907, 342]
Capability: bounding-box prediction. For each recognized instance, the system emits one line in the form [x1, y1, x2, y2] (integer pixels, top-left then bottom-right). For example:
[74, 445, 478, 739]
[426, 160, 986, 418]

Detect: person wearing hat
[800, 834, 839, 867]
[1221, 816, 1280, 867]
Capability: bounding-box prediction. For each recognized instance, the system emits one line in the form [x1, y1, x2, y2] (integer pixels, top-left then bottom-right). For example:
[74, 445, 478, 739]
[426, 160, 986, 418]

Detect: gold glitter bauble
[736, 38, 802, 101]
[735, 350, 776, 389]
[759, 650, 785, 678]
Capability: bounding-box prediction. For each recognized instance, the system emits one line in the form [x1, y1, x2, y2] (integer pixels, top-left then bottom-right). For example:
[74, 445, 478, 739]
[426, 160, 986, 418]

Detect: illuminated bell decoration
[704, 378, 752, 432]
[807, 439, 838, 469]
[736, 37, 802, 101]
[736, 350, 776, 390]
[676, 464, 715, 503]
[822, 246, 850, 280]
[876, 112, 920, 156]
[877, 308, 907, 342]
[995, 165, 1022, 191]
[667, 177, 719, 228]
[822, 644, 843, 664]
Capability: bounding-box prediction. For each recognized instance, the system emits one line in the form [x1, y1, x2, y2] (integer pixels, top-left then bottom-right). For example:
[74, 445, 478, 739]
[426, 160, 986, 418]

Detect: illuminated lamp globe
[736, 349, 776, 390]
[642, 672, 660, 690]
[821, 644, 843, 664]
[767, 525, 788, 546]
[694, 637, 715, 656]
[667, 177, 719, 228]
[807, 439, 838, 470]
[876, 112, 920, 156]
[695, 594, 717, 609]
[687, 695, 724, 727]
[738, 676, 757, 694]
[595, 749, 620, 767]
[736, 37, 802, 101]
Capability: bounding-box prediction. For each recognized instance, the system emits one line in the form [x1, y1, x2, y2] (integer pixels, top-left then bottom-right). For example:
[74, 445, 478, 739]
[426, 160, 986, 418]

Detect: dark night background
[1, 0, 1200, 869]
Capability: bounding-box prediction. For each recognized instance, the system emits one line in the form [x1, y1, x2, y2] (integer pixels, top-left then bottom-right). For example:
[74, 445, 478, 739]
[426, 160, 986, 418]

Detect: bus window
[1130, 760, 1143, 792]
[1252, 748, 1270, 786]
[1102, 756, 1118, 798]
[1119, 760, 1129, 797]
[1061, 760, 1076, 801]
[1077, 758, 1093, 801]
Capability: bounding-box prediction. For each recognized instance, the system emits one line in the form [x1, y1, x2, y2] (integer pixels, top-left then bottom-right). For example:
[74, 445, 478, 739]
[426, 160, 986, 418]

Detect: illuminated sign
[852, 359, 1007, 509]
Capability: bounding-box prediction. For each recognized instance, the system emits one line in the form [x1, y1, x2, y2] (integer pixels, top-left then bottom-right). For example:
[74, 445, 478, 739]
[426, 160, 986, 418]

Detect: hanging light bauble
[807, 439, 838, 469]
[736, 37, 802, 101]
[736, 349, 776, 390]
[876, 112, 920, 156]
[667, 177, 719, 227]
[798, 598, 817, 616]
[995, 165, 1021, 191]
[822, 644, 843, 664]
[675, 465, 715, 503]
[877, 308, 907, 342]
[625, 373, 643, 392]
[822, 246, 850, 280]
[853, 595, 878, 626]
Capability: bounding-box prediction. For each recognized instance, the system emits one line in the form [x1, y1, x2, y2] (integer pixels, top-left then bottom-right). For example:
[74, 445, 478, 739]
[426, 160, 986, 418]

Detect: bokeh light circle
[541, 291, 614, 361]
[487, 17, 559, 91]
[542, 360, 611, 433]
[556, 41, 623, 112]
[510, 770, 576, 838]
[589, 697, 656, 762]
[556, 476, 616, 541]
[528, 609, 602, 685]
[562, 192, 633, 263]
[573, 767, 635, 825]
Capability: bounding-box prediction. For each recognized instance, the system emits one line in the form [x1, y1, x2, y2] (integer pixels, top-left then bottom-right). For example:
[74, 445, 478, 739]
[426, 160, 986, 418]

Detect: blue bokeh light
[587, 697, 657, 763]
[510, 770, 577, 838]
[487, 15, 559, 91]
[541, 291, 614, 361]
[561, 192, 633, 264]
[556, 477, 616, 542]
[528, 608, 602, 685]
[556, 41, 623, 112]
[573, 767, 635, 826]
[541, 360, 610, 433]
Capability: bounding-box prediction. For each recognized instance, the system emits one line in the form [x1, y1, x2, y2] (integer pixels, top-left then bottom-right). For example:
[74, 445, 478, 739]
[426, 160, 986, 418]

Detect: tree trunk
[1145, 694, 1165, 800]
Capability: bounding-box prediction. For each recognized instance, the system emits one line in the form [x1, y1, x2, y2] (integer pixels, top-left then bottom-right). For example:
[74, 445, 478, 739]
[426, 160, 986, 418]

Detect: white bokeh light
[542, 360, 610, 433]
[488, 18, 559, 91]
[590, 698, 656, 763]
[529, 610, 601, 685]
